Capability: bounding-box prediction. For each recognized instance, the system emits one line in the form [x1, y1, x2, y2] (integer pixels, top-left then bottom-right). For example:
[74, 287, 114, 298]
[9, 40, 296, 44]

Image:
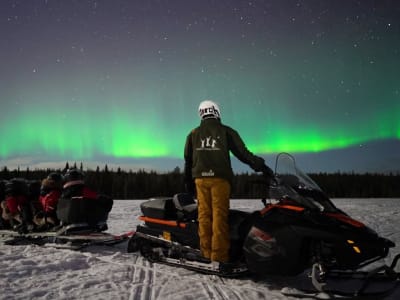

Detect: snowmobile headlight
[347, 239, 361, 254]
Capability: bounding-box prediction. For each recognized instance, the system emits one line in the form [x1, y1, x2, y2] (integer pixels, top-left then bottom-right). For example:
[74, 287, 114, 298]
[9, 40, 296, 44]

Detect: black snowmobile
[0, 178, 132, 250]
[128, 152, 399, 297]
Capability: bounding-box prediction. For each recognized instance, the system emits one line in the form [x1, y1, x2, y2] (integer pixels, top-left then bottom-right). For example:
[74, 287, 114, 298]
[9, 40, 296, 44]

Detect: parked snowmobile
[128, 152, 399, 297]
[0, 178, 132, 250]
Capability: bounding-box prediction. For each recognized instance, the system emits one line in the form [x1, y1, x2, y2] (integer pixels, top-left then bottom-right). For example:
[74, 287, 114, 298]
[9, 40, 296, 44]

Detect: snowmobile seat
[57, 194, 113, 228]
[140, 197, 177, 220]
[173, 193, 198, 221]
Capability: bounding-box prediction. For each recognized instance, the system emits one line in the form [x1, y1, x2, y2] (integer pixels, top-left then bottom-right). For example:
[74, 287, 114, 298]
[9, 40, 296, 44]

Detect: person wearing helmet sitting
[61, 168, 97, 200]
[57, 168, 112, 230]
[0, 178, 35, 233]
[184, 100, 274, 263]
[33, 172, 63, 229]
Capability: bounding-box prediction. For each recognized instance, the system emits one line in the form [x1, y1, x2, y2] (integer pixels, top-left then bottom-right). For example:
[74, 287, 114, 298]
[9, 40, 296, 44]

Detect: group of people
[0, 169, 103, 233]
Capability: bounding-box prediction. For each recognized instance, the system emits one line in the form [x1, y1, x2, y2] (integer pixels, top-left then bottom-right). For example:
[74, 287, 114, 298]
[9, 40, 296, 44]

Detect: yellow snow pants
[195, 177, 231, 263]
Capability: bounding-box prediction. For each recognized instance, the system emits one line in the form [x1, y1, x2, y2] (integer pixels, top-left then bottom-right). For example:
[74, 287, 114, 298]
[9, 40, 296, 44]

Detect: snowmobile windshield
[270, 153, 337, 212]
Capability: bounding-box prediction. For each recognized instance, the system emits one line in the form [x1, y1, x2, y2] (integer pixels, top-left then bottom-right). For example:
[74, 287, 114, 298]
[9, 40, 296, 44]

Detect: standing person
[184, 100, 274, 263]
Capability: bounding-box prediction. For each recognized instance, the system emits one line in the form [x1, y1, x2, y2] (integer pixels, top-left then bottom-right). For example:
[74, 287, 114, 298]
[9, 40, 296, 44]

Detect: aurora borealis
[1, 0, 399, 173]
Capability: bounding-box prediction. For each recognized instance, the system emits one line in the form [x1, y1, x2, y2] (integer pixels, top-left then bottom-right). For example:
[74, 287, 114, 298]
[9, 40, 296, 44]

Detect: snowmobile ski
[281, 283, 400, 300]
[129, 231, 248, 277]
[281, 259, 400, 299]
[0, 225, 134, 250]
[281, 287, 334, 299]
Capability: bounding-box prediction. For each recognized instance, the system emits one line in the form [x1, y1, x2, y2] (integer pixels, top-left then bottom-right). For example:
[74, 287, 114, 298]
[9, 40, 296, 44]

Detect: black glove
[260, 164, 274, 179]
[259, 165, 279, 187]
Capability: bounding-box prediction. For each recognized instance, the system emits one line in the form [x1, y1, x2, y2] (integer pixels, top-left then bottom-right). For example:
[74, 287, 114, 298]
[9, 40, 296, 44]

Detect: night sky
[1, 0, 399, 174]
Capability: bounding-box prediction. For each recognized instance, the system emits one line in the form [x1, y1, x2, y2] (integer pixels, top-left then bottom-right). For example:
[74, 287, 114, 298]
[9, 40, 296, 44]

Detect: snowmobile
[0, 178, 132, 250]
[128, 152, 399, 297]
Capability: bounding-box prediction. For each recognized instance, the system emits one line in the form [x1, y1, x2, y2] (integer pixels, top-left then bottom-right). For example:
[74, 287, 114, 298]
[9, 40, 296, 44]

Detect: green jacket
[184, 118, 266, 183]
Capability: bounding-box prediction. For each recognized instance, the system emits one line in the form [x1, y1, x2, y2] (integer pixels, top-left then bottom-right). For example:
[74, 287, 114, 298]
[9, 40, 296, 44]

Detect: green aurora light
[0, 96, 398, 161]
[1, 1, 399, 171]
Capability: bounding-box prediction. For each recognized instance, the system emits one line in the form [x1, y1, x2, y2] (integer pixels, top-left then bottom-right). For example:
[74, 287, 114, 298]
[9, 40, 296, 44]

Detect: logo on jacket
[202, 169, 215, 176]
[197, 136, 220, 151]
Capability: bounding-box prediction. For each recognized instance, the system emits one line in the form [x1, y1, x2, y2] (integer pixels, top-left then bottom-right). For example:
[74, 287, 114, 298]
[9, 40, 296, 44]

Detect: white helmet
[198, 100, 221, 120]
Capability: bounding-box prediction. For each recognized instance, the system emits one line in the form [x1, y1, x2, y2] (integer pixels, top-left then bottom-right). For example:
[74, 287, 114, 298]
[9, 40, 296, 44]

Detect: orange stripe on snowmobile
[139, 216, 187, 228]
[325, 212, 365, 228]
[260, 204, 305, 215]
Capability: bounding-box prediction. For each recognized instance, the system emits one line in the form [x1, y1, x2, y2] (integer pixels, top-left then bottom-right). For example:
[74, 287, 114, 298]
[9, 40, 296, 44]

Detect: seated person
[33, 172, 63, 229]
[1, 178, 34, 233]
[57, 169, 112, 230]
[61, 168, 97, 199]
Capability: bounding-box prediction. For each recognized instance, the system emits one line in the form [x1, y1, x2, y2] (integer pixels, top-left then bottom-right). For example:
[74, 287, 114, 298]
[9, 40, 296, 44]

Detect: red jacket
[6, 195, 28, 214]
[62, 181, 98, 200]
[39, 190, 61, 213]
[82, 186, 97, 199]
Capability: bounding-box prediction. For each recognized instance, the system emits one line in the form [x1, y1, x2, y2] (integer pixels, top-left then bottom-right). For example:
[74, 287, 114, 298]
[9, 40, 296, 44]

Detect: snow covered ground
[1, 198, 399, 300]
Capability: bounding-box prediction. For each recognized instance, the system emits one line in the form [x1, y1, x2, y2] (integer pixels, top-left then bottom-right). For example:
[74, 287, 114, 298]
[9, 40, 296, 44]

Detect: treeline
[0, 164, 399, 199]
[309, 173, 400, 198]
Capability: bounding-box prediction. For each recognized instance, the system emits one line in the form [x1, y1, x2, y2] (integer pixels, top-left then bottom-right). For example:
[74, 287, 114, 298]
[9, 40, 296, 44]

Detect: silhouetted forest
[1, 163, 399, 199]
